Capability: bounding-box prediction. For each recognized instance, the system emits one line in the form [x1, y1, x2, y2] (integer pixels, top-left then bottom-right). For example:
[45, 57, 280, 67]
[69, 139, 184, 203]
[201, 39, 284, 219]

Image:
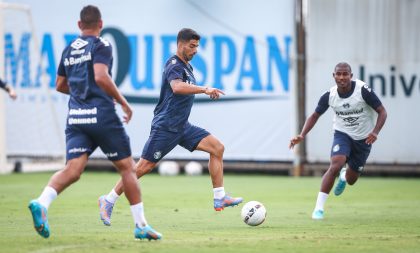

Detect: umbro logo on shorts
[154, 151, 162, 160]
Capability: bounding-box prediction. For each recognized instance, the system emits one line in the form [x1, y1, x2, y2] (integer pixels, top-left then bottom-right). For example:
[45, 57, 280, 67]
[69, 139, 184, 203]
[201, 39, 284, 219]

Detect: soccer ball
[184, 161, 203, 176]
[158, 161, 180, 176]
[241, 201, 267, 226]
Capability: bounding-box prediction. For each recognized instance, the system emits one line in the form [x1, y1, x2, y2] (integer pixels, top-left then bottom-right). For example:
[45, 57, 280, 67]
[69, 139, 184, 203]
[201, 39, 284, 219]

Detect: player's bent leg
[135, 158, 157, 179]
[113, 157, 163, 239]
[320, 155, 346, 194]
[28, 200, 50, 238]
[99, 158, 157, 226]
[196, 135, 224, 187]
[101, 157, 138, 227]
[196, 135, 243, 211]
[113, 157, 140, 205]
[28, 155, 88, 238]
[47, 154, 88, 194]
[345, 167, 360, 185]
[134, 225, 162, 241]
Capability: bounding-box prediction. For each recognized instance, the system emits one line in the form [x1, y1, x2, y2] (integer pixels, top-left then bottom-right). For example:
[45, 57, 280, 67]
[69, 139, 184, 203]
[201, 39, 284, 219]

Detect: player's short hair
[334, 62, 352, 73]
[80, 5, 102, 29]
[177, 28, 200, 43]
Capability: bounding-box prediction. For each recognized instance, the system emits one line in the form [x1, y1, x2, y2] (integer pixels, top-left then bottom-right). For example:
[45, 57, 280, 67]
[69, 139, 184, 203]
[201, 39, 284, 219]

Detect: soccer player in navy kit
[98, 28, 243, 226]
[0, 78, 17, 100]
[28, 5, 161, 240]
[289, 62, 387, 220]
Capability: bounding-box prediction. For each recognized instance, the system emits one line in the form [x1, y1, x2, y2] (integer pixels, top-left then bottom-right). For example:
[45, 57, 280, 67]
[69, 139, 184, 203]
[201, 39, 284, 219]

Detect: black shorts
[330, 130, 372, 172]
[141, 123, 210, 163]
[65, 112, 131, 162]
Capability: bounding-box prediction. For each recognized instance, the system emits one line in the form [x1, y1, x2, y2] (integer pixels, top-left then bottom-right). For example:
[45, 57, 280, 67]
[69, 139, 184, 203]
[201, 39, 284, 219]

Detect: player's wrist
[4, 85, 10, 92]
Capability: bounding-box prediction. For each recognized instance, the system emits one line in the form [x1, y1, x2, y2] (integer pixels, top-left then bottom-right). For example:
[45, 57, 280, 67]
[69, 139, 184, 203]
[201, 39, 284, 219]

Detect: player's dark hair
[177, 28, 200, 43]
[335, 62, 352, 73]
[80, 5, 102, 29]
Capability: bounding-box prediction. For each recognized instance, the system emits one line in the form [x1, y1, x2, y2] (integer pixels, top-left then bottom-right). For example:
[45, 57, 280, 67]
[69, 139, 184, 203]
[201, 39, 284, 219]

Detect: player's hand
[365, 132, 378, 145]
[121, 103, 133, 124]
[8, 88, 17, 100]
[205, 87, 225, 100]
[289, 135, 304, 149]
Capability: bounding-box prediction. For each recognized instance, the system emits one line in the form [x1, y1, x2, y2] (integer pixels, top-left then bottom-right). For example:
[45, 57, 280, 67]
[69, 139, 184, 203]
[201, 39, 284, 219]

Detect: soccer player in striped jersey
[289, 62, 387, 220]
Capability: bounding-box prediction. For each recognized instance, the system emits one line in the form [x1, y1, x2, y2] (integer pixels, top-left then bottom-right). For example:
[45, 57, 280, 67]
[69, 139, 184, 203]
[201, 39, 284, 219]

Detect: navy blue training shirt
[152, 55, 197, 132]
[315, 80, 382, 115]
[57, 36, 114, 110]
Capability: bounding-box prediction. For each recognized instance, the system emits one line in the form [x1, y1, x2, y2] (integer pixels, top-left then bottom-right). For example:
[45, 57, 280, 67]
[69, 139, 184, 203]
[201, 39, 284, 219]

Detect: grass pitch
[0, 172, 419, 253]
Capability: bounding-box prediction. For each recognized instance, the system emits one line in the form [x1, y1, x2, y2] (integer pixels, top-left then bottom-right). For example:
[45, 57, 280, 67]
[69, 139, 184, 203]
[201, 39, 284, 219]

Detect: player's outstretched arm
[366, 105, 387, 145]
[170, 79, 225, 99]
[289, 112, 321, 149]
[93, 63, 132, 123]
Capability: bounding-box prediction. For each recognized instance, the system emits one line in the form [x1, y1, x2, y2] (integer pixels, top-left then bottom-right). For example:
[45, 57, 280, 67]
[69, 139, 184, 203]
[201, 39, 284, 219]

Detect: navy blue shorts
[65, 113, 131, 162]
[141, 123, 210, 163]
[330, 130, 372, 173]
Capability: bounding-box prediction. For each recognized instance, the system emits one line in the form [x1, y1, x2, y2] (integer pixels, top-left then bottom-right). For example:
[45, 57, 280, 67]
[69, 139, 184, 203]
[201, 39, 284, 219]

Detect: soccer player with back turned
[28, 5, 162, 240]
[98, 28, 243, 226]
[289, 62, 387, 220]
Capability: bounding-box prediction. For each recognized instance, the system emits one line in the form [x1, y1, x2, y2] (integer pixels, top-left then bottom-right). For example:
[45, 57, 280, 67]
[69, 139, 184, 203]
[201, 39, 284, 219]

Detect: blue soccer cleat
[214, 194, 243, 211]
[312, 209, 324, 220]
[334, 168, 347, 196]
[28, 200, 50, 238]
[134, 225, 162, 241]
[98, 195, 114, 226]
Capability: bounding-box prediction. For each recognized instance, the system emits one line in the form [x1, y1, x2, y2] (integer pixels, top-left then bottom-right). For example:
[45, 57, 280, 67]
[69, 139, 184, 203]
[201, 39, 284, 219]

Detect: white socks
[213, 187, 225, 199]
[105, 189, 120, 204]
[314, 192, 329, 211]
[340, 169, 347, 182]
[37, 186, 57, 209]
[130, 202, 148, 228]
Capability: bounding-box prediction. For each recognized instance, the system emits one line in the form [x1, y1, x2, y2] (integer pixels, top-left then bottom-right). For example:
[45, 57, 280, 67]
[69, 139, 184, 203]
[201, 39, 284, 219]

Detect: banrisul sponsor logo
[336, 108, 363, 116]
[4, 28, 292, 103]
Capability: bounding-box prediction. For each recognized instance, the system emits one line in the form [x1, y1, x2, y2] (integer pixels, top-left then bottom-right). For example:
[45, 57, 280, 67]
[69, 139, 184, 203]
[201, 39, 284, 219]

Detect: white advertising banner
[3, 0, 295, 161]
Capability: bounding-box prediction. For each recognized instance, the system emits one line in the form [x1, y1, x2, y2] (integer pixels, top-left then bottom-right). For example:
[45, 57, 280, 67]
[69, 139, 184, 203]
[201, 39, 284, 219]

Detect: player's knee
[135, 160, 155, 177]
[327, 165, 341, 177]
[214, 142, 225, 157]
[347, 176, 358, 185]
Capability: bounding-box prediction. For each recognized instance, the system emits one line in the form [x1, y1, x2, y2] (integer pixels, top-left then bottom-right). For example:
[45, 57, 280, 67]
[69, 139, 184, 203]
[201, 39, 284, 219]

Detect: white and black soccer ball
[241, 201, 267, 226]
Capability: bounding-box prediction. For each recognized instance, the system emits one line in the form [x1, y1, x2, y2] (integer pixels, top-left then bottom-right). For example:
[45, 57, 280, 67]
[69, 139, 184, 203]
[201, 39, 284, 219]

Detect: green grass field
[1, 172, 419, 253]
